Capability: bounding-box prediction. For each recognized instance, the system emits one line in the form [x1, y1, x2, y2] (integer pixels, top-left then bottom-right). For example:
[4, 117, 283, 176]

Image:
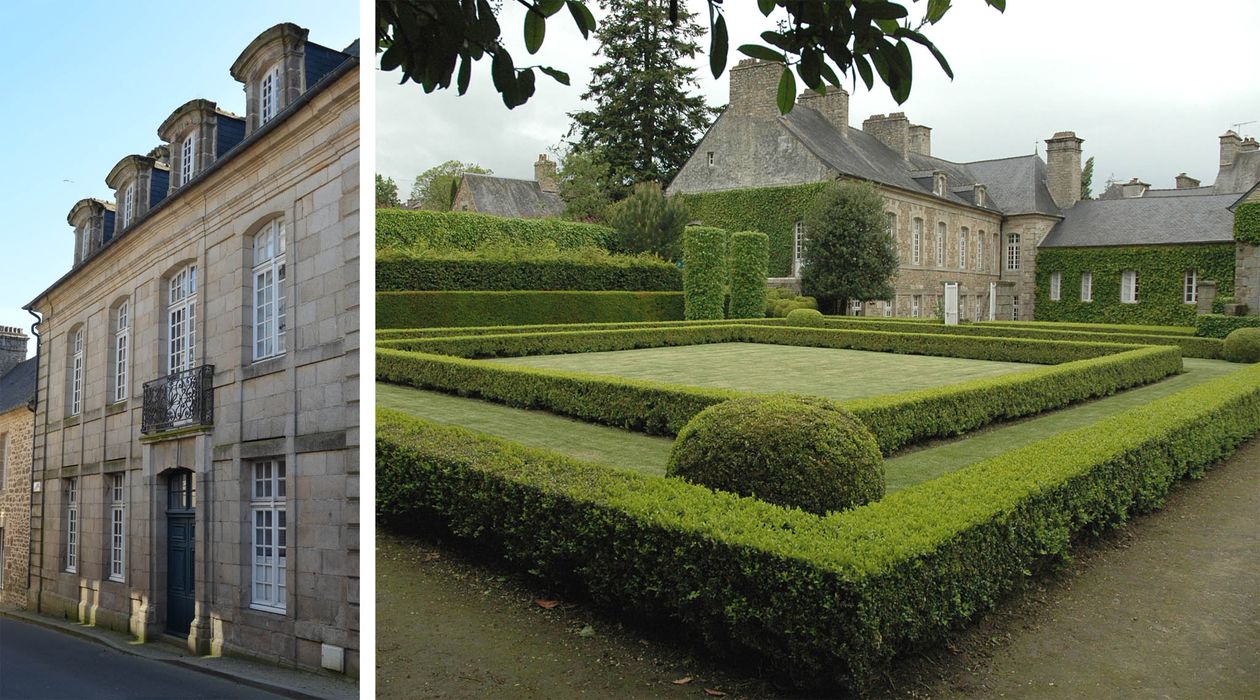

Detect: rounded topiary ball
[785, 308, 826, 327]
[666, 395, 884, 514]
[1223, 327, 1260, 363]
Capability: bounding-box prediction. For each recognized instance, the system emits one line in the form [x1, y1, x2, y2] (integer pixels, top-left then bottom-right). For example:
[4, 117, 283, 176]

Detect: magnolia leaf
[524, 9, 546, 54]
[776, 66, 796, 115]
[710, 14, 728, 78]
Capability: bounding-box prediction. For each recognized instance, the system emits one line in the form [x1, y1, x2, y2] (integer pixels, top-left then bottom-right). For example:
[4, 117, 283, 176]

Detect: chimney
[862, 112, 910, 160]
[1121, 177, 1150, 198]
[534, 154, 558, 193]
[1220, 130, 1241, 167]
[800, 86, 850, 138]
[1045, 131, 1084, 210]
[909, 124, 932, 156]
[1174, 173, 1200, 189]
[728, 59, 784, 118]
[1241, 137, 1259, 153]
[0, 325, 28, 378]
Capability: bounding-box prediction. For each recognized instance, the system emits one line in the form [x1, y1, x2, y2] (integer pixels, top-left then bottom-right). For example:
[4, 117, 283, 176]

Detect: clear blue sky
[0, 1, 358, 358]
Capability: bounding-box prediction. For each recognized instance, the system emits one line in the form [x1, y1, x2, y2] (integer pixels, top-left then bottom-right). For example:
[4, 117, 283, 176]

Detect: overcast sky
[378, 0, 1259, 197]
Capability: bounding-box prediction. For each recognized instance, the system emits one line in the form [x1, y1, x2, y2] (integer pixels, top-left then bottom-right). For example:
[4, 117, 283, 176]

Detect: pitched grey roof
[0, 357, 37, 414]
[461, 173, 564, 219]
[1040, 192, 1237, 248]
[963, 156, 1061, 216]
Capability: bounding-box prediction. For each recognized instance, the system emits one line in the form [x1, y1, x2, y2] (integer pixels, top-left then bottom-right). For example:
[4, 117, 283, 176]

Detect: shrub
[375, 248, 681, 291]
[376, 291, 684, 328]
[683, 226, 729, 320]
[1223, 328, 1260, 363]
[785, 308, 825, 326]
[603, 182, 689, 260]
[376, 209, 614, 252]
[1195, 314, 1260, 339]
[728, 231, 770, 318]
[667, 396, 883, 514]
[768, 291, 818, 318]
[800, 180, 899, 307]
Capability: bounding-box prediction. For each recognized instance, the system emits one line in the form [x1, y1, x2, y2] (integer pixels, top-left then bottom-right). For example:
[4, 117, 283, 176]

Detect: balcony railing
[142, 365, 214, 435]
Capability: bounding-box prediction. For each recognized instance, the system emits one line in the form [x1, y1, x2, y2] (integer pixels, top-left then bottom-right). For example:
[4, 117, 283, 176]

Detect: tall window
[260, 65, 281, 125]
[911, 218, 923, 265]
[253, 222, 288, 360]
[977, 231, 985, 272]
[1050, 272, 1062, 301]
[1006, 233, 1021, 271]
[883, 300, 892, 317]
[168, 265, 198, 372]
[69, 328, 83, 416]
[1184, 269, 1198, 304]
[113, 301, 129, 402]
[251, 460, 287, 613]
[122, 184, 135, 228]
[180, 133, 196, 185]
[793, 221, 807, 276]
[109, 474, 125, 582]
[78, 226, 90, 262]
[850, 299, 863, 316]
[911, 294, 922, 318]
[885, 212, 896, 236]
[1012, 294, 1020, 320]
[959, 228, 969, 270]
[0, 433, 8, 489]
[1121, 269, 1139, 303]
[1081, 271, 1093, 302]
[65, 478, 78, 573]
[935, 222, 945, 266]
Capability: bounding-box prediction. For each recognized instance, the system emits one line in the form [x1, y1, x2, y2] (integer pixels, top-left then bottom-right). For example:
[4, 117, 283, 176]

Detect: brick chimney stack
[1045, 131, 1084, 210]
[534, 154, 558, 193]
[799, 86, 849, 138]
[862, 113, 911, 160]
[0, 325, 28, 378]
[1241, 136, 1259, 153]
[1220, 130, 1242, 168]
[908, 125, 932, 156]
[728, 59, 785, 118]
[1174, 173, 1200, 189]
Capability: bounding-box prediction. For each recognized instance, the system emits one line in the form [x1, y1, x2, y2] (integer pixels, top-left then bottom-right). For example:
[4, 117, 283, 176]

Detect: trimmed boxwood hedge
[377, 208, 615, 251]
[377, 360, 1260, 690]
[975, 319, 1196, 335]
[376, 291, 684, 328]
[1195, 313, 1260, 338]
[377, 318, 780, 342]
[680, 182, 828, 277]
[683, 226, 729, 320]
[376, 249, 682, 292]
[727, 231, 769, 318]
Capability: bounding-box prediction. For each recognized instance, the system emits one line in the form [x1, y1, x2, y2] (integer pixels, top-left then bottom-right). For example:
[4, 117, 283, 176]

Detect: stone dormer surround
[66, 198, 114, 266]
[230, 23, 308, 135]
[158, 99, 222, 190]
[104, 155, 168, 238]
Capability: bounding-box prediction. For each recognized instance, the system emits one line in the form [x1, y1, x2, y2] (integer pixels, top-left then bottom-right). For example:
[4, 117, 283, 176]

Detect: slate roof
[1040, 192, 1237, 248]
[0, 357, 37, 414]
[459, 173, 564, 219]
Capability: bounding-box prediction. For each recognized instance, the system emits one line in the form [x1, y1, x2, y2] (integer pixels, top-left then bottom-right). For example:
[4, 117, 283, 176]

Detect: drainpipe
[24, 308, 42, 604]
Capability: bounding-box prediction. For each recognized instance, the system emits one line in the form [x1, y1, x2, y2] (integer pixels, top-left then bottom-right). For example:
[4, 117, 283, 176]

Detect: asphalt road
[0, 617, 285, 700]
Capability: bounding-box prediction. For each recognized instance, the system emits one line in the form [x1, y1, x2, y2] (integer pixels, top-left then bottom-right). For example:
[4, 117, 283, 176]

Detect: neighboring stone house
[23, 23, 360, 677]
[669, 59, 1259, 321]
[449, 154, 565, 218]
[0, 327, 36, 607]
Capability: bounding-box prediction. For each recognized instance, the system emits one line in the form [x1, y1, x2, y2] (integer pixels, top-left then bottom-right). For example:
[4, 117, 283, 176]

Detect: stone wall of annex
[0, 405, 33, 606]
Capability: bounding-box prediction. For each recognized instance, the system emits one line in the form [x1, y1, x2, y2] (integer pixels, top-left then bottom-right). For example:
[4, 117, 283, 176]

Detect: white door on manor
[943, 282, 960, 325]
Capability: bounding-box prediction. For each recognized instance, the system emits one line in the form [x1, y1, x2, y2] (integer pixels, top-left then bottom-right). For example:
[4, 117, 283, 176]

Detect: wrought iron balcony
[142, 365, 214, 435]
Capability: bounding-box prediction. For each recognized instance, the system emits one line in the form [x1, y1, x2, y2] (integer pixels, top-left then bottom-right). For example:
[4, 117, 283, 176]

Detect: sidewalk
[0, 606, 358, 700]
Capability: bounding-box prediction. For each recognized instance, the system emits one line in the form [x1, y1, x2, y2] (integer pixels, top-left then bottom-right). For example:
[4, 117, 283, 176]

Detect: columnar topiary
[665, 395, 884, 515]
[728, 231, 770, 318]
[1223, 327, 1260, 363]
[683, 226, 729, 320]
[784, 308, 825, 326]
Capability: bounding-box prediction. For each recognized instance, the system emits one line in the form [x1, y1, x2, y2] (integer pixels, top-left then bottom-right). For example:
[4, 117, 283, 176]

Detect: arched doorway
[165, 468, 195, 635]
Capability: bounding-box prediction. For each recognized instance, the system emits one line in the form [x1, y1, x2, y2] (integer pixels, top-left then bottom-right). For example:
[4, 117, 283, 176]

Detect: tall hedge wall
[683, 226, 729, 320]
[1234, 202, 1260, 245]
[376, 291, 684, 328]
[681, 183, 827, 277]
[376, 249, 682, 291]
[728, 231, 770, 318]
[1034, 244, 1235, 326]
[376, 208, 615, 251]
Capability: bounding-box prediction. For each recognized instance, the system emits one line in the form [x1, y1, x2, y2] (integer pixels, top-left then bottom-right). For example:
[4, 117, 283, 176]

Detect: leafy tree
[1080, 155, 1095, 200]
[800, 180, 899, 310]
[410, 160, 492, 210]
[377, 0, 1006, 111]
[376, 174, 401, 208]
[555, 147, 613, 222]
[603, 182, 688, 260]
[567, 0, 715, 195]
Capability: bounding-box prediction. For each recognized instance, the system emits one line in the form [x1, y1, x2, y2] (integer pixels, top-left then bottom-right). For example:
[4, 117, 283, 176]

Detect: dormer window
[260, 65, 281, 125]
[934, 173, 947, 197]
[122, 184, 135, 228]
[180, 133, 196, 185]
[78, 226, 89, 262]
[975, 185, 987, 207]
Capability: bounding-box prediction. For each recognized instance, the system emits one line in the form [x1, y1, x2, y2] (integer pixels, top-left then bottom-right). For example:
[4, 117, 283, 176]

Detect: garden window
[793, 221, 807, 276]
[1121, 270, 1139, 304]
[1184, 269, 1198, 304]
[959, 228, 968, 270]
[911, 218, 923, 265]
[109, 473, 125, 582]
[1050, 272, 1062, 301]
[65, 478, 78, 573]
[1081, 272, 1093, 302]
[251, 459, 287, 613]
[1006, 233, 1020, 271]
[935, 222, 945, 266]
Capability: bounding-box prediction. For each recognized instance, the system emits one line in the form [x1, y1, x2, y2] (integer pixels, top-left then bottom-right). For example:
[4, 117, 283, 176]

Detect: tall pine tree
[568, 0, 714, 198]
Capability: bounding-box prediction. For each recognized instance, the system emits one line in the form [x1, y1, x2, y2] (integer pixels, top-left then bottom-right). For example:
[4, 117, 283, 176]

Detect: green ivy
[375, 248, 681, 292]
[1234, 202, 1260, 245]
[1034, 244, 1234, 326]
[681, 183, 827, 277]
[376, 208, 615, 252]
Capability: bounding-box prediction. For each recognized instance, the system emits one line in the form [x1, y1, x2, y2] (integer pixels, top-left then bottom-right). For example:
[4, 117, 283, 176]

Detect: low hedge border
[1195, 314, 1260, 339]
[376, 318, 779, 342]
[376, 291, 684, 328]
[376, 250, 682, 292]
[973, 319, 1196, 336]
[376, 361, 1260, 691]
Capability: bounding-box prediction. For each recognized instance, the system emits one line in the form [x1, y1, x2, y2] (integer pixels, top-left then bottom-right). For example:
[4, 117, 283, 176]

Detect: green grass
[485, 342, 1033, 402]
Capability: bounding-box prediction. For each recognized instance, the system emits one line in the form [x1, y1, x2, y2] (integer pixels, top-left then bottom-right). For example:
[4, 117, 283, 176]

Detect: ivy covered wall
[680, 183, 826, 277]
[1235, 202, 1260, 244]
[1035, 244, 1235, 326]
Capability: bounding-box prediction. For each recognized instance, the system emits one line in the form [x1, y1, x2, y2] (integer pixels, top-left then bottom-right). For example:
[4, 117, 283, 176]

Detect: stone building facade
[23, 24, 360, 676]
[0, 327, 36, 606]
[448, 155, 565, 218]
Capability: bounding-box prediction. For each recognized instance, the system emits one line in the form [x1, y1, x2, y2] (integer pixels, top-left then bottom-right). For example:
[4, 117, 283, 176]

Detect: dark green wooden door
[166, 515, 195, 635]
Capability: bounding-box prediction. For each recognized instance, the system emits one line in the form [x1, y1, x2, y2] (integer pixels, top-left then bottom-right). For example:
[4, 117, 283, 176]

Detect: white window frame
[793, 221, 807, 277]
[959, 227, 968, 270]
[1012, 294, 1021, 320]
[912, 218, 923, 265]
[883, 300, 892, 317]
[108, 473, 125, 582]
[113, 301, 129, 403]
[706, 151, 714, 167]
[1081, 271, 1093, 302]
[934, 174, 946, 197]
[122, 183, 135, 228]
[253, 222, 288, 360]
[78, 226, 90, 262]
[1121, 269, 1139, 304]
[850, 299, 863, 316]
[251, 459, 288, 614]
[935, 222, 945, 267]
[69, 328, 83, 416]
[168, 265, 198, 373]
[1006, 233, 1021, 271]
[911, 294, 922, 318]
[977, 232, 985, 272]
[1184, 269, 1198, 304]
[260, 65, 281, 125]
[1050, 272, 1062, 301]
[180, 133, 196, 185]
[65, 478, 78, 573]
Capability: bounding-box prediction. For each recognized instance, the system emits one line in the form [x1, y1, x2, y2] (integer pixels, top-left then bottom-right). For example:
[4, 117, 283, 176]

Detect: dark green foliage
[603, 182, 689, 259]
[377, 318, 775, 341]
[376, 361, 1260, 690]
[1212, 294, 1234, 314]
[1195, 314, 1260, 339]
[408, 160, 492, 210]
[767, 287, 819, 317]
[801, 181, 899, 307]
[557, 148, 613, 222]
[566, 0, 714, 195]
[683, 226, 729, 320]
[376, 291, 683, 328]
[1234, 202, 1260, 244]
[1223, 328, 1260, 363]
[1080, 156, 1094, 200]
[1034, 244, 1235, 326]
[682, 183, 828, 277]
[376, 174, 401, 208]
[376, 209, 615, 252]
[727, 231, 769, 318]
[375, 248, 681, 292]
[667, 395, 884, 514]
[785, 308, 825, 327]
[976, 319, 1195, 336]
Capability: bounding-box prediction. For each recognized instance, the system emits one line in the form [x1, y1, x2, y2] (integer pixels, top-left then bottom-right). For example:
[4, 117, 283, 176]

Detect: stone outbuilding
[0, 326, 36, 606]
[449, 154, 565, 218]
